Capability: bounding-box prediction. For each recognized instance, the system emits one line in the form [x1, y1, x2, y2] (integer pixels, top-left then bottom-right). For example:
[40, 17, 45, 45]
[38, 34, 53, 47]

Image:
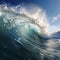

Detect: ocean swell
[0, 4, 60, 60]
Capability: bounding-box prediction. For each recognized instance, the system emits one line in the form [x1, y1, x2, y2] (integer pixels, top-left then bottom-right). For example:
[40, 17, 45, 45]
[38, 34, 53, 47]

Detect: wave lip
[0, 4, 50, 34]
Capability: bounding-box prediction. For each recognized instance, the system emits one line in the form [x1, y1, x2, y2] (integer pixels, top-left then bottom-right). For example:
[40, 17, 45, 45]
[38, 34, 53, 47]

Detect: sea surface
[0, 5, 60, 60]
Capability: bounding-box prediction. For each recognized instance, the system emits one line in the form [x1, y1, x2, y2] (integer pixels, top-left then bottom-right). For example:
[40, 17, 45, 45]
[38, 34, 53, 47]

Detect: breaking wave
[0, 4, 60, 60]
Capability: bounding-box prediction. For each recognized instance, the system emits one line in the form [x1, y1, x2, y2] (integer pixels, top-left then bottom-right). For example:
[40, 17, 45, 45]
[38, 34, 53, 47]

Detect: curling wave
[0, 4, 60, 60]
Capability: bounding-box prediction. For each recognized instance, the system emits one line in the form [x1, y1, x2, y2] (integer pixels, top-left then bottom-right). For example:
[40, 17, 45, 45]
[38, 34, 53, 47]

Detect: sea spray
[0, 4, 60, 60]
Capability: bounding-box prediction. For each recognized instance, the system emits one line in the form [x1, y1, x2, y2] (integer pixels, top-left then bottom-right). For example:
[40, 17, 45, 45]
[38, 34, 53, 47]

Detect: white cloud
[52, 14, 60, 22]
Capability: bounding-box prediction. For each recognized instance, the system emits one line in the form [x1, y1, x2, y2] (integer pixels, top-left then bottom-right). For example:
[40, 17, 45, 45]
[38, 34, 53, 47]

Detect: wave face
[0, 5, 60, 60]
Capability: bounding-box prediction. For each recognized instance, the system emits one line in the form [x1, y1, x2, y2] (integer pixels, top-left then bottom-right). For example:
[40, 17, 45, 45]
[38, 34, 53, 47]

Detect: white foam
[0, 4, 50, 35]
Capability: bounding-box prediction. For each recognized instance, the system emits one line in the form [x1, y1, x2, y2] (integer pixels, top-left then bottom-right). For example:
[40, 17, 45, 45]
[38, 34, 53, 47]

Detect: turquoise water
[0, 6, 60, 60]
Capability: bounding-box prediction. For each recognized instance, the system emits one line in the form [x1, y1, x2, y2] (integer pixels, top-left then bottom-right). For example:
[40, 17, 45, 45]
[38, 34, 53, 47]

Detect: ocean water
[0, 5, 60, 60]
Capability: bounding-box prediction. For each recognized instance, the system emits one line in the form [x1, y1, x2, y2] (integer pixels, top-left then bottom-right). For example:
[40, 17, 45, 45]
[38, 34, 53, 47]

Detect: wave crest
[0, 4, 49, 35]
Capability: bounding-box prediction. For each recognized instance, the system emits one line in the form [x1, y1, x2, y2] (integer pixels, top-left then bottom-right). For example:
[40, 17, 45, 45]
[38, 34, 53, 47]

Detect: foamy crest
[0, 4, 50, 35]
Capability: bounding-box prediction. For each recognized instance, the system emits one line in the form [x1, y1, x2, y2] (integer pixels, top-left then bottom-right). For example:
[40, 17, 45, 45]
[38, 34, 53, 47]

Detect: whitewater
[0, 4, 60, 60]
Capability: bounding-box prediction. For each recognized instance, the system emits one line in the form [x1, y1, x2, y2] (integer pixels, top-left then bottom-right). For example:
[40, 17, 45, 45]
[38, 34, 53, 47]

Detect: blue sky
[0, 0, 60, 33]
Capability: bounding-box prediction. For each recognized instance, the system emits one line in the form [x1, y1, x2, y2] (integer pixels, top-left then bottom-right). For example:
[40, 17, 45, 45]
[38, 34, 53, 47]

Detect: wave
[0, 4, 60, 60]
